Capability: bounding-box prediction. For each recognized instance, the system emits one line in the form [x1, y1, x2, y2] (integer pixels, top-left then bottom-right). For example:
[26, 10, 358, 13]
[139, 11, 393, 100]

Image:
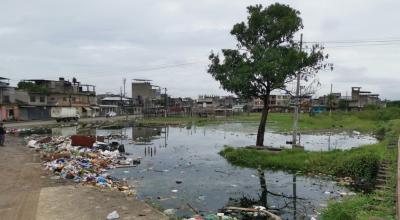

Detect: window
[3, 95, 10, 103]
[63, 97, 67, 101]
[72, 97, 76, 102]
[30, 96, 36, 102]
[40, 96, 45, 103]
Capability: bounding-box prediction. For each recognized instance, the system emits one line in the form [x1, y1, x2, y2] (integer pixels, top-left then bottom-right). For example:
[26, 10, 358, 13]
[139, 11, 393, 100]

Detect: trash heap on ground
[26, 135, 140, 195]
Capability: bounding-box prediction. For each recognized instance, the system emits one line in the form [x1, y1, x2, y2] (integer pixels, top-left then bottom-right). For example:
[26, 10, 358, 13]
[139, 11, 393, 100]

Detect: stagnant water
[70, 122, 378, 219]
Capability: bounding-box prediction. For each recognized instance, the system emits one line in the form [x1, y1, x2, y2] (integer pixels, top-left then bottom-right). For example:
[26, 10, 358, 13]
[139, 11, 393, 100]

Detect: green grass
[220, 142, 384, 182]
[321, 145, 397, 220]
[218, 110, 400, 220]
[136, 110, 384, 133]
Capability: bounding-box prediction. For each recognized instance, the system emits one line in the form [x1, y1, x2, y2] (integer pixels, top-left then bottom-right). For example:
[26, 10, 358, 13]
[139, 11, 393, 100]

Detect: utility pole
[292, 33, 303, 148]
[329, 83, 333, 117]
[120, 87, 123, 116]
[164, 88, 167, 118]
[123, 78, 126, 97]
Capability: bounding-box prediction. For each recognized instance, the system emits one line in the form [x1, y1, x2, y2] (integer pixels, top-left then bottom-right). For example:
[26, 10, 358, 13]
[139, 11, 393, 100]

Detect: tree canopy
[208, 3, 330, 100]
[207, 3, 331, 146]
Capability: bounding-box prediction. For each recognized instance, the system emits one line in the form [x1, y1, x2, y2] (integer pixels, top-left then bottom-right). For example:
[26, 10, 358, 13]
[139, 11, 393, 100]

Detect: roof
[101, 97, 130, 101]
[0, 77, 9, 80]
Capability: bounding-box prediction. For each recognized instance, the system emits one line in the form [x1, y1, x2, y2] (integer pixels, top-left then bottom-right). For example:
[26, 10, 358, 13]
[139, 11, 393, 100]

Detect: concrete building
[16, 77, 97, 120]
[310, 86, 382, 114]
[131, 80, 161, 116]
[0, 77, 19, 121]
[98, 96, 130, 116]
[250, 94, 291, 112]
[167, 97, 194, 116]
[348, 87, 381, 110]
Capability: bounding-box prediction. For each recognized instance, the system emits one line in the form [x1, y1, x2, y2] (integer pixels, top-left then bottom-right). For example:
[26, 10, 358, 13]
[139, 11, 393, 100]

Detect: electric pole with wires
[292, 33, 303, 148]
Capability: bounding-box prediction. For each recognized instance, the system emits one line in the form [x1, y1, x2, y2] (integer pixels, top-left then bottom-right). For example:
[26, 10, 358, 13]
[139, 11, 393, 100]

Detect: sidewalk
[0, 135, 167, 220]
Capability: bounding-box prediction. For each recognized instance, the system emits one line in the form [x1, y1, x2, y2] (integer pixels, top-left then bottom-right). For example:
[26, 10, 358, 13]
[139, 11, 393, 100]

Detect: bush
[334, 152, 380, 183]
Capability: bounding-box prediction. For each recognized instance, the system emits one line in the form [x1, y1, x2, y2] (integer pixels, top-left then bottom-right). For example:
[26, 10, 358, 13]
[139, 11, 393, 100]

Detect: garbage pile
[26, 135, 139, 195]
[173, 205, 282, 220]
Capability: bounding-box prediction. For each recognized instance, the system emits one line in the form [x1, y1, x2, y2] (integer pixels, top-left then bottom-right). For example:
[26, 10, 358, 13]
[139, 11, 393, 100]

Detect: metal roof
[101, 97, 130, 101]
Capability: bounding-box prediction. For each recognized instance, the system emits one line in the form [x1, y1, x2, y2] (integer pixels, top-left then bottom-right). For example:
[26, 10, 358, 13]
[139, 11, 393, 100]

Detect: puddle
[88, 124, 377, 218]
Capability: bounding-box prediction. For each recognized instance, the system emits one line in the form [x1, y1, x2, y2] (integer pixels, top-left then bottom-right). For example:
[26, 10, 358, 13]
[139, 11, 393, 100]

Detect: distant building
[131, 80, 162, 116]
[0, 77, 19, 121]
[167, 97, 194, 116]
[348, 87, 381, 110]
[193, 95, 219, 117]
[250, 94, 291, 112]
[97, 95, 129, 116]
[193, 95, 243, 117]
[310, 86, 382, 113]
[16, 77, 97, 120]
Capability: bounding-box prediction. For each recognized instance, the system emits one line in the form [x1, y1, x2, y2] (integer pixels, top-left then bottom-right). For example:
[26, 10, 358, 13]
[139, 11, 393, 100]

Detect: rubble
[25, 135, 139, 195]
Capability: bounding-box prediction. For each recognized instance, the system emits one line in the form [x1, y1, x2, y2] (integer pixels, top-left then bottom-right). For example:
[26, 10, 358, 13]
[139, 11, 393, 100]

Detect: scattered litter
[171, 189, 178, 193]
[163, 209, 176, 215]
[106, 210, 120, 220]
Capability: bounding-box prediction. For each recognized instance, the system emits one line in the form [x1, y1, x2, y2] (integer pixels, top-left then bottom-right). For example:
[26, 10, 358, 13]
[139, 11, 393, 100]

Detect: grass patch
[219, 111, 400, 219]
[321, 146, 397, 220]
[135, 109, 393, 133]
[220, 142, 383, 183]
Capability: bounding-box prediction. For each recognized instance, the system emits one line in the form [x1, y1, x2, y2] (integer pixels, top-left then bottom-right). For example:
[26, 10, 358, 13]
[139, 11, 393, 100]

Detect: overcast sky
[1, 0, 399, 99]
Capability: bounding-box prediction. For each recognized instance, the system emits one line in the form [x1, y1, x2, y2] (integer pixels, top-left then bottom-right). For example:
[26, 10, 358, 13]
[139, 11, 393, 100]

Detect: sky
[0, 0, 399, 100]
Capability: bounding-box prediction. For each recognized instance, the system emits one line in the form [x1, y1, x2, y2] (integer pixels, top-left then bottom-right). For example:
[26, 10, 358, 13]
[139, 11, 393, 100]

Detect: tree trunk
[256, 94, 270, 147]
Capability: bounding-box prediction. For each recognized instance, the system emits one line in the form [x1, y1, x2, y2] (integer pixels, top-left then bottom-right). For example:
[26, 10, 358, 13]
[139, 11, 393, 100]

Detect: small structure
[0, 77, 19, 121]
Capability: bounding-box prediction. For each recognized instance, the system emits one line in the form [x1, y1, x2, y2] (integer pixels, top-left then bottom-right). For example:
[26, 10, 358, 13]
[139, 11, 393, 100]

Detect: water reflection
[226, 169, 306, 219]
[132, 126, 162, 144]
[144, 146, 157, 157]
[52, 123, 367, 219]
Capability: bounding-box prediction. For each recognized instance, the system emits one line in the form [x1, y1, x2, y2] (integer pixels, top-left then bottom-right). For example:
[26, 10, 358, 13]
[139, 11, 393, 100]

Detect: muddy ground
[0, 135, 167, 220]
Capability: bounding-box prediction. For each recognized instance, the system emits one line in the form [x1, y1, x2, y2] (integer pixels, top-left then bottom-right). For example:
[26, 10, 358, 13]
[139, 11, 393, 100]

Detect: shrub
[335, 152, 380, 182]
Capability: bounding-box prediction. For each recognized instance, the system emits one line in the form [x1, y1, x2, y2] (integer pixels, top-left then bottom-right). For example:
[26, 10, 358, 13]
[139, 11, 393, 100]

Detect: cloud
[0, 0, 399, 100]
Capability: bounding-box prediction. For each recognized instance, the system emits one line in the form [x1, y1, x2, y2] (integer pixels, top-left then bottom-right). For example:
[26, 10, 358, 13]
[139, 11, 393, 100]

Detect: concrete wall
[0, 87, 16, 104]
[132, 82, 157, 103]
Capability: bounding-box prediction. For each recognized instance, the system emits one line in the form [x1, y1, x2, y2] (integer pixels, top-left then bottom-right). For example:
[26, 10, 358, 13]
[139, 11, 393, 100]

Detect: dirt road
[0, 135, 167, 220]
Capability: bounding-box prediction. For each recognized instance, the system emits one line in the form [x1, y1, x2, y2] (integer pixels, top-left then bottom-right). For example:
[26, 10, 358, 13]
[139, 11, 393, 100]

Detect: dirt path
[0, 135, 167, 220]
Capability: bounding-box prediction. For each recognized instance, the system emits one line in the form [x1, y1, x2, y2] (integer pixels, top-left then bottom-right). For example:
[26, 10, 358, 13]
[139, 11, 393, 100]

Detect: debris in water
[163, 209, 176, 215]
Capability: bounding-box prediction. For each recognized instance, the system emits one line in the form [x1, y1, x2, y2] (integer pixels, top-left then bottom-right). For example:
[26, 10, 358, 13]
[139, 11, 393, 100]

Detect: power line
[303, 38, 400, 44]
[297, 37, 400, 49]
[326, 42, 400, 48]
